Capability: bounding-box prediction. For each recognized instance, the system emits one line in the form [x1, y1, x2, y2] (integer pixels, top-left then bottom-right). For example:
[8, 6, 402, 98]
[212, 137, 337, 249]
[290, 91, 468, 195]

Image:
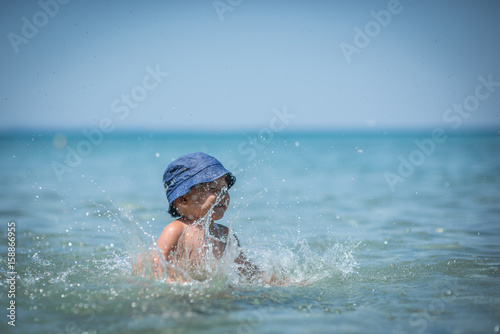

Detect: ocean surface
[1, 130, 499, 334]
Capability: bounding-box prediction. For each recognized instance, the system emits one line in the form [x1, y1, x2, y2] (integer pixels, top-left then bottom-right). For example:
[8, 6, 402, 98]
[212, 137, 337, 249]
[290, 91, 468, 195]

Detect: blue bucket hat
[163, 152, 236, 217]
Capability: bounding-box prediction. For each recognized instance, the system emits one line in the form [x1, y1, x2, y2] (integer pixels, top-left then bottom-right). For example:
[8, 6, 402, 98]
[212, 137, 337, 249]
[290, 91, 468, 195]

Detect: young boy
[156, 152, 259, 282]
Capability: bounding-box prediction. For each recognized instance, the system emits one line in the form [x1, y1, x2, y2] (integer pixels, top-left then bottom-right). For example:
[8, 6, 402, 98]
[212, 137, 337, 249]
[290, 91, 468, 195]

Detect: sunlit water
[0, 130, 499, 334]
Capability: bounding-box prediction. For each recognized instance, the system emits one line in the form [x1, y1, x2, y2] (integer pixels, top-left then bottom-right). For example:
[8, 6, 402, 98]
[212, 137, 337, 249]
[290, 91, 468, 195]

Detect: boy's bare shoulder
[156, 220, 189, 261]
[161, 219, 187, 235]
[157, 219, 187, 243]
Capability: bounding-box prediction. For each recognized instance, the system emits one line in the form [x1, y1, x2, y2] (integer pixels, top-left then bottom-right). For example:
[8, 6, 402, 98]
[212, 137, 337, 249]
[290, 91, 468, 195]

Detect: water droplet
[68, 242, 72, 246]
[52, 133, 67, 149]
[295, 141, 300, 146]
[155, 152, 160, 158]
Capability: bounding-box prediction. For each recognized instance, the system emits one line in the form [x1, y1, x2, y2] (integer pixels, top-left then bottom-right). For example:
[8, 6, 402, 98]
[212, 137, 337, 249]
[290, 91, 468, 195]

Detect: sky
[1, 0, 499, 131]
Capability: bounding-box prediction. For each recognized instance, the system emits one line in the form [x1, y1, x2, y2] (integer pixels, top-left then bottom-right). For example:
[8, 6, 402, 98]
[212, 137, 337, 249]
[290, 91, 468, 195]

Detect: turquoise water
[1, 130, 499, 333]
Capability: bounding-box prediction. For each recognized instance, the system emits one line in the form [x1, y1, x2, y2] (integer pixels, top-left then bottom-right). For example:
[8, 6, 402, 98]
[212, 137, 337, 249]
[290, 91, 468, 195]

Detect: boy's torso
[170, 221, 229, 280]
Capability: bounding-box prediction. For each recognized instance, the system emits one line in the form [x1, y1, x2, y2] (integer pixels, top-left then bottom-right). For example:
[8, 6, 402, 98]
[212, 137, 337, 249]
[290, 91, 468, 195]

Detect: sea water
[0, 130, 499, 334]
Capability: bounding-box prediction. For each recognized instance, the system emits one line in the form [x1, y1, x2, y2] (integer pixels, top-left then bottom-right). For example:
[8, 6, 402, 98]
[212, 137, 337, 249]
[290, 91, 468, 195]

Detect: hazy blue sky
[1, 0, 499, 131]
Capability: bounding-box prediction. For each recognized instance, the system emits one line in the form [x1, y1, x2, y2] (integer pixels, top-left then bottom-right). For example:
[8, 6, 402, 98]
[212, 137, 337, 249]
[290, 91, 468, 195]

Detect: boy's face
[180, 175, 230, 221]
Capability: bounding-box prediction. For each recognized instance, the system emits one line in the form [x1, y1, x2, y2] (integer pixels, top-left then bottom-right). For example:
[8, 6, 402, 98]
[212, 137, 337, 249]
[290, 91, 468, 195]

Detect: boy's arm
[231, 232, 262, 279]
[156, 220, 186, 261]
[232, 232, 286, 285]
[235, 251, 262, 279]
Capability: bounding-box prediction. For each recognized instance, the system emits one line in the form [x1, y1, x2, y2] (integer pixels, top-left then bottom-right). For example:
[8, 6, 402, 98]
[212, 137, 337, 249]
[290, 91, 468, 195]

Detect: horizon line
[0, 125, 499, 137]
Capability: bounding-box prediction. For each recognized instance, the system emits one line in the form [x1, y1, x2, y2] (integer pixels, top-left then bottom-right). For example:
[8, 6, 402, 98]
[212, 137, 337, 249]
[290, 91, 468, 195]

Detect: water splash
[240, 236, 360, 287]
[81, 178, 359, 289]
